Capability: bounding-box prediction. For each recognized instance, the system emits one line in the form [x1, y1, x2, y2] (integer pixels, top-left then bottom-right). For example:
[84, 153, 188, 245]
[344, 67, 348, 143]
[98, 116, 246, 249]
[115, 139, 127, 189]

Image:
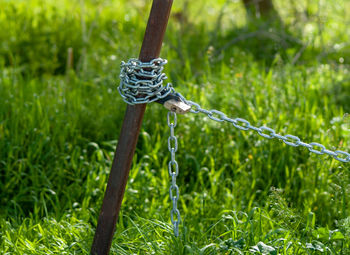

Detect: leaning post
[90, 0, 174, 254]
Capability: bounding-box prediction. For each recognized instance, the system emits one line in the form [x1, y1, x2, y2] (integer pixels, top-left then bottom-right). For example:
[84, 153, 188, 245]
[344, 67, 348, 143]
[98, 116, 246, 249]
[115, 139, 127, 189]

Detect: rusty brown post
[90, 0, 173, 254]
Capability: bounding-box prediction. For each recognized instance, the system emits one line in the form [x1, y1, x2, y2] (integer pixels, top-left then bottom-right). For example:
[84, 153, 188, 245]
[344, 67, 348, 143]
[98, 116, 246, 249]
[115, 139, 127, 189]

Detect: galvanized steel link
[118, 57, 349, 240]
[118, 58, 174, 105]
[117, 58, 349, 163]
[167, 111, 181, 236]
[177, 96, 350, 163]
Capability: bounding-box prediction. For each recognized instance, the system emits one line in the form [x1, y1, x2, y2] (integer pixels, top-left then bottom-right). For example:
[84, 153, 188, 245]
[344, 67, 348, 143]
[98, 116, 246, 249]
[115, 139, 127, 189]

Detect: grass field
[1, 0, 350, 254]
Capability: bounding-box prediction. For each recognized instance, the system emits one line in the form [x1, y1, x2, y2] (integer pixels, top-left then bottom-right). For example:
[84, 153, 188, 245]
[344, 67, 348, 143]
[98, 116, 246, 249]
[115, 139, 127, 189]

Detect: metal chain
[118, 57, 349, 240]
[118, 58, 174, 105]
[176, 96, 350, 163]
[118, 58, 348, 163]
[167, 111, 181, 236]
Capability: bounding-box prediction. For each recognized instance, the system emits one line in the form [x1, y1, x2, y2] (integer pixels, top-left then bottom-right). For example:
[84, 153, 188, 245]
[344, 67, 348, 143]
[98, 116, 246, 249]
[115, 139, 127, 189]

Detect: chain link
[176, 95, 350, 163]
[118, 58, 174, 105]
[118, 58, 349, 164]
[167, 111, 181, 236]
[118, 57, 349, 239]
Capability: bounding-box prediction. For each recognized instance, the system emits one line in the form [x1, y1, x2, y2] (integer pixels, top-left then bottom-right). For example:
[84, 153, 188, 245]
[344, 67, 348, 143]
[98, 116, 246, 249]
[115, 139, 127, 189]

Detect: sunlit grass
[0, 0, 350, 254]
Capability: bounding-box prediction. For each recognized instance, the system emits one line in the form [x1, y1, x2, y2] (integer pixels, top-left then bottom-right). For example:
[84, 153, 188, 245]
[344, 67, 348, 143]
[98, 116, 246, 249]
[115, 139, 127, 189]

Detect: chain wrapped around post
[119, 58, 174, 105]
[167, 111, 181, 236]
[117, 57, 350, 238]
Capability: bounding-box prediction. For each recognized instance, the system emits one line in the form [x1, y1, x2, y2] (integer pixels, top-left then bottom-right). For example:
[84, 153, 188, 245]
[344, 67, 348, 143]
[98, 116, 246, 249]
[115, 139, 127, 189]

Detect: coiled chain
[167, 111, 181, 236]
[118, 58, 174, 105]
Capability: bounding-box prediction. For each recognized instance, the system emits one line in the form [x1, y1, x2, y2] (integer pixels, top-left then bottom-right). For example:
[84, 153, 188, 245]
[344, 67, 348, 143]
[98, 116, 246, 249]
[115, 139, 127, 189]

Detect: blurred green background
[0, 0, 350, 254]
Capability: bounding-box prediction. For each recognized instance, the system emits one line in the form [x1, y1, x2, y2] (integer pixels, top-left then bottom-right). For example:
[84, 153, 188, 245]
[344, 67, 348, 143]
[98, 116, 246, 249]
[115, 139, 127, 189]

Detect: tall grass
[0, 0, 349, 254]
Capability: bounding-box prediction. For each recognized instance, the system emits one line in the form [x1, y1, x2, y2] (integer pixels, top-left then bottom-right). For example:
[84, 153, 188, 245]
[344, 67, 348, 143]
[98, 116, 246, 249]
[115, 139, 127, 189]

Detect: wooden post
[90, 1, 173, 254]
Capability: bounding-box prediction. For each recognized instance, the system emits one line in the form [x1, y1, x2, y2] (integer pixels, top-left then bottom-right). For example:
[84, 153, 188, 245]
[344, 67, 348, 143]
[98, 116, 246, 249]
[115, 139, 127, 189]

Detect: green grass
[0, 0, 350, 254]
